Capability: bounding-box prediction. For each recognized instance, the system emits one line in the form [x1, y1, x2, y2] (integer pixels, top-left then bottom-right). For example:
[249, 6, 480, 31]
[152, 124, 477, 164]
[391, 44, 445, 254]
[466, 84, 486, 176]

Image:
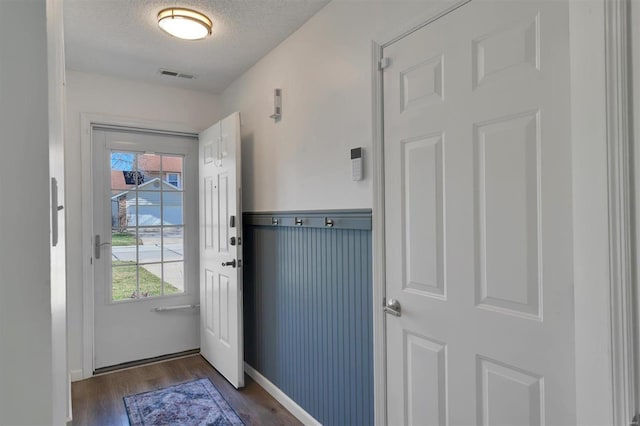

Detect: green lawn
[111, 232, 142, 246]
[112, 261, 180, 300]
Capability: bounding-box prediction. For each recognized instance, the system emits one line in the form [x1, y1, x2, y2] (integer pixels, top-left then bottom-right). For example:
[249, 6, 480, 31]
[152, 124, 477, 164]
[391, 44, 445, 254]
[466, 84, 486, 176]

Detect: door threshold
[93, 349, 200, 376]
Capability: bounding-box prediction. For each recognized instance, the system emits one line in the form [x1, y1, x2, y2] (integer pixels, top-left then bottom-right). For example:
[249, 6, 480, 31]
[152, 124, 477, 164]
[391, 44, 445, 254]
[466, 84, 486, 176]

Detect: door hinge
[379, 57, 390, 70]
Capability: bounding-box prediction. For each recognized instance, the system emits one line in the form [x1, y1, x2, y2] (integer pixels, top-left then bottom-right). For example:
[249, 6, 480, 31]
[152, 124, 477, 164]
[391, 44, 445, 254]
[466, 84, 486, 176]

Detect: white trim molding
[69, 369, 83, 383]
[79, 113, 198, 379]
[604, 0, 639, 424]
[244, 363, 321, 426]
[373, 0, 471, 49]
[370, 39, 387, 426]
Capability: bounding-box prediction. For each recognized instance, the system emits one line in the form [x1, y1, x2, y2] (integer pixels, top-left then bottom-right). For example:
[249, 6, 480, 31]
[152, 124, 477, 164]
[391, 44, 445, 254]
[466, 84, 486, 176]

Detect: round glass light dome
[158, 8, 212, 40]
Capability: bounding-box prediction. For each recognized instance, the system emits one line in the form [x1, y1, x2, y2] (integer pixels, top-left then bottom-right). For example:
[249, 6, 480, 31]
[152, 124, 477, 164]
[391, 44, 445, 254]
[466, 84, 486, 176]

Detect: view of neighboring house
[110, 154, 184, 229]
[111, 178, 183, 228]
[110, 154, 182, 190]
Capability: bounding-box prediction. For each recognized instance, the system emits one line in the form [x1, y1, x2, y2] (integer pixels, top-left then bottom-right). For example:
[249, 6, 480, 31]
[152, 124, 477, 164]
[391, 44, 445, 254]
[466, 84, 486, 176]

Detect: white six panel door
[199, 112, 244, 388]
[384, 1, 575, 425]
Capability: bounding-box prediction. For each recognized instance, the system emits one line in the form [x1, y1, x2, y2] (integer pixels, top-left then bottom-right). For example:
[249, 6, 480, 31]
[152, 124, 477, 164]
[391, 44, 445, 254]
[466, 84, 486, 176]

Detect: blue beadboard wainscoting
[243, 210, 373, 426]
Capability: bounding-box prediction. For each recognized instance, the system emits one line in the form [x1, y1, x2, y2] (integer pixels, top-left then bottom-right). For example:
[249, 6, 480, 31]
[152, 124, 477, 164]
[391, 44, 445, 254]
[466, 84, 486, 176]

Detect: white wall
[219, 0, 448, 212]
[0, 1, 54, 424]
[48, 0, 69, 423]
[65, 70, 220, 377]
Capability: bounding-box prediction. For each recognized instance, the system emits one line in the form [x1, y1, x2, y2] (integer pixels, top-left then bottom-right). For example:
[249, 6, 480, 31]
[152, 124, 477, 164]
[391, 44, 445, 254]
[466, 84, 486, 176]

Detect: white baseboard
[67, 372, 73, 424]
[70, 369, 84, 382]
[244, 362, 322, 426]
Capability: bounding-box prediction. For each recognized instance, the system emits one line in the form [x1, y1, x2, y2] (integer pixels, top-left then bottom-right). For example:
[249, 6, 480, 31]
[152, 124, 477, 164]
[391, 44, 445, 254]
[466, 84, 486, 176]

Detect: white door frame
[605, 0, 638, 423]
[370, 0, 637, 424]
[80, 113, 199, 379]
[47, 0, 69, 421]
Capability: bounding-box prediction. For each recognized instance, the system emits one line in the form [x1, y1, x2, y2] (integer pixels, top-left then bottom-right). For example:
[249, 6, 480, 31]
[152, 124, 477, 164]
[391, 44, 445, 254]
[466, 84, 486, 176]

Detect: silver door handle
[152, 304, 200, 312]
[51, 178, 59, 247]
[94, 234, 112, 260]
[222, 259, 236, 268]
[384, 299, 401, 317]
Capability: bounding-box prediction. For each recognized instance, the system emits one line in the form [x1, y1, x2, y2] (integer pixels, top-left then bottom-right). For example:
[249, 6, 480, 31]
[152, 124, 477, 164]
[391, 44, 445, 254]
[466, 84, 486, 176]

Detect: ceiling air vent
[159, 69, 196, 79]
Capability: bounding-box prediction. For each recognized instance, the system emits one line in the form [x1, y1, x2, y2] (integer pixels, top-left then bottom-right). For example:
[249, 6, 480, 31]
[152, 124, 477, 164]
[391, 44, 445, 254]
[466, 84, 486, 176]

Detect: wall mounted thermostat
[351, 147, 363, 181]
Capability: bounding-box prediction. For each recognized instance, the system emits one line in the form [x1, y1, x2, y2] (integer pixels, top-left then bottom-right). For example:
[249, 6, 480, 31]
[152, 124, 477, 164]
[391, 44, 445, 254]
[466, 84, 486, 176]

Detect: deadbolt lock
[222, 259, 236, 268]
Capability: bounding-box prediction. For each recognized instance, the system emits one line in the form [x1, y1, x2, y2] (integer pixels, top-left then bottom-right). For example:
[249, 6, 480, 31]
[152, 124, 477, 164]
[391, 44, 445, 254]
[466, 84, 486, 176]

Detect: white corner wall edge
[244, 363, 322, 426]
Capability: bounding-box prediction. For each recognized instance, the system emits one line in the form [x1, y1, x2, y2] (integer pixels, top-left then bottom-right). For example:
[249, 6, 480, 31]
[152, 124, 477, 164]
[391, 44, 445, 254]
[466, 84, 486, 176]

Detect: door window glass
[110, 151, 185, 301]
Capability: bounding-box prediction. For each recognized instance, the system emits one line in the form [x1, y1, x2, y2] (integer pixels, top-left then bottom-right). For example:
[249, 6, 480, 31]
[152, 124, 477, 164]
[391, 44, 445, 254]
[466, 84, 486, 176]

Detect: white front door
[383, 1, 576, 424]
[199, 112, 244, 388]
[92, 128, 199, 370]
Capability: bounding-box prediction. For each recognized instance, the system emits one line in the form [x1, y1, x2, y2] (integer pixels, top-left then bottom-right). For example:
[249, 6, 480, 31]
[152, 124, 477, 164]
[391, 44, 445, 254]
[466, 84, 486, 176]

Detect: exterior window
[110, 152, 185, 301]
[167, 172, 180, 188]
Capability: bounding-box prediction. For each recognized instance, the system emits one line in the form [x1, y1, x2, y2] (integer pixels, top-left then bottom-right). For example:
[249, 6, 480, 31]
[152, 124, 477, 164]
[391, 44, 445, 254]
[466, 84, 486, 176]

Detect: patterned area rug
[124, 378, 245, 426]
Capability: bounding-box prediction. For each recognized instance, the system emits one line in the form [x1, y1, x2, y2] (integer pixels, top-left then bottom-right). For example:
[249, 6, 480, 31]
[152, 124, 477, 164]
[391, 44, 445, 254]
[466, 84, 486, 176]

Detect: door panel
[405, 332, 447, 425]
[199, 112, 244, 388]
[384, 1, 574, 424]
[402, 133, 445, 299]
[93, 128, 198, 369]
[475, 111, 540, 318]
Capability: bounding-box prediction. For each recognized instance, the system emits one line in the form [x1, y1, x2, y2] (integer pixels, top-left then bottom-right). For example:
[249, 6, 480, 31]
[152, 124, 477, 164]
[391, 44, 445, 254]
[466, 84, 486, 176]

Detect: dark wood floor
[71, 354, 302, 425]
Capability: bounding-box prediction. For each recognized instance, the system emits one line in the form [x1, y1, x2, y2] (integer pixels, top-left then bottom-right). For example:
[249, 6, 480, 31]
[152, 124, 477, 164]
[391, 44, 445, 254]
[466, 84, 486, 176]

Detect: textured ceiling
[64, 0, 330, 93]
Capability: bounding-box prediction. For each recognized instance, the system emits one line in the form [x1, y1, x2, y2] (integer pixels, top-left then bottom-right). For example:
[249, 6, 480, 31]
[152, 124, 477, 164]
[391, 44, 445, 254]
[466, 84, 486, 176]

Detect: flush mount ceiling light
[157, 8, 212, 40]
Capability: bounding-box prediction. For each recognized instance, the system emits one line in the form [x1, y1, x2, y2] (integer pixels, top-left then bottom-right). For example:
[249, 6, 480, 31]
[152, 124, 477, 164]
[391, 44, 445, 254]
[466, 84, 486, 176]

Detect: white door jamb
[370, 38, 386, 426]
[604, 0, 639, 423]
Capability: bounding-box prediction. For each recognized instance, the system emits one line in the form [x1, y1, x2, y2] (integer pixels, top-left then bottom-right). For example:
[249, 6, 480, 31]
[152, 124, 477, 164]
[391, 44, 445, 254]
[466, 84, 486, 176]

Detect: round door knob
[384, 298, 401, 317]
